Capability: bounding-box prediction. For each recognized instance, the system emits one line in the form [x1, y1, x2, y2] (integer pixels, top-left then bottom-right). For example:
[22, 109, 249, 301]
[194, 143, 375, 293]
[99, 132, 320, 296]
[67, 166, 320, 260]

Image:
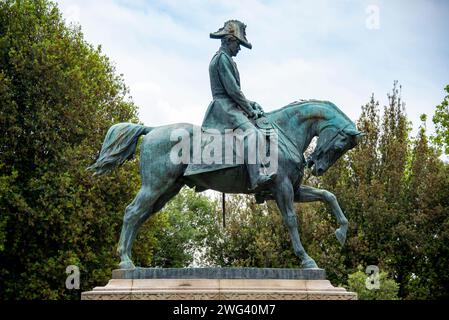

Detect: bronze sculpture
[202, 20, 276, 192]
[88, 20, 364, 269]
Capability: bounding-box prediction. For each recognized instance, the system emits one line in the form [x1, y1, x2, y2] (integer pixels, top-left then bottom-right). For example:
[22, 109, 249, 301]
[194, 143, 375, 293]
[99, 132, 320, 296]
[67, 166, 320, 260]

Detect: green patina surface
[88, 20, 364, 270]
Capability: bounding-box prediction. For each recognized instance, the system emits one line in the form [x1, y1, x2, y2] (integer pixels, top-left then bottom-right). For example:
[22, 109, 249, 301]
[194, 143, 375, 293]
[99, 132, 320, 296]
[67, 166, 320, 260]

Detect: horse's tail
[87, 122, 153, 176]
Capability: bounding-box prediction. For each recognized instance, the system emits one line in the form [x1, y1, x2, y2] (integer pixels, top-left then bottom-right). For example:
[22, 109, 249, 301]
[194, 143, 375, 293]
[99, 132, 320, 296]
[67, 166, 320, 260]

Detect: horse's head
[307, 124, 365, 176]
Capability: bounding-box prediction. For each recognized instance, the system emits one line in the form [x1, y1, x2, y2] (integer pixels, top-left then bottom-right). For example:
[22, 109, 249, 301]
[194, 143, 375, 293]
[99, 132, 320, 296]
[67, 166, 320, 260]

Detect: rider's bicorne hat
[210, 20, 252, 49]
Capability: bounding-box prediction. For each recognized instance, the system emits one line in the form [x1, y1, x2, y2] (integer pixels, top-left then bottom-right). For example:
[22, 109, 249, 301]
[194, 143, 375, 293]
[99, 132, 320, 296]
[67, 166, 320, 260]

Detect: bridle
[307, 124, 351, 167]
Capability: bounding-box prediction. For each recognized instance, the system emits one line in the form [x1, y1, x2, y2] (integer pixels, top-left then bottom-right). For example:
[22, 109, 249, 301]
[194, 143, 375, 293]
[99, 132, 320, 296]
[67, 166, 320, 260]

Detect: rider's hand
[245, 109, 255, 119]
[251, 109, 263, 119]
[247, 109, 262, 120]
[251, 101, 265, 115]
[248, 111, 258, 120]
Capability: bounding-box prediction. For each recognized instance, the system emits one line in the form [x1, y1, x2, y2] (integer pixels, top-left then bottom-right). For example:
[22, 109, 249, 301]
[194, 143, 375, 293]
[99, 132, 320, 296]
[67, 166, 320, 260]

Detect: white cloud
[57, 0, 448, 136]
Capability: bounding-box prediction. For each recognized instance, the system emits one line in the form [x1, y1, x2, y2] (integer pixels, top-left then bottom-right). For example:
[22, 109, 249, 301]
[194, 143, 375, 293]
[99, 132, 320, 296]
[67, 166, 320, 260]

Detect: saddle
[184, 116, 304, 176]
[184, 116, 276, 177]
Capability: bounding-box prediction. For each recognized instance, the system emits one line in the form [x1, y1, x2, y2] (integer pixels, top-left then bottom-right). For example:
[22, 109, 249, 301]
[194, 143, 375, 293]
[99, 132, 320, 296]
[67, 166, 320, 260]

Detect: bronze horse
[89, 100, 363, 269]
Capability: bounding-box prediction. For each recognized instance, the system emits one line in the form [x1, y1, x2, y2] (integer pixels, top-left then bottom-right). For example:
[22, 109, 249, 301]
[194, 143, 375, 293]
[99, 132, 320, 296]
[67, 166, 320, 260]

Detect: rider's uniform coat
[201, 49, 255, 132]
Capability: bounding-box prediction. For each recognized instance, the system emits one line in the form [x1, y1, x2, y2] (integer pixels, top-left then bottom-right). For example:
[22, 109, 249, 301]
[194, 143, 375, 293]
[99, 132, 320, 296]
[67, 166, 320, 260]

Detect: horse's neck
[268, 102, 335, 153]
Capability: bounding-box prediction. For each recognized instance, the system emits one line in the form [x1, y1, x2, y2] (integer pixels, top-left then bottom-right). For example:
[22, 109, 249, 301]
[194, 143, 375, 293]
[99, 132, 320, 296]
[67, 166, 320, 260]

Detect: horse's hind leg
[117, 180, 183, 269]
[115, 125, 191, 269]
[117, 185, 154, 269]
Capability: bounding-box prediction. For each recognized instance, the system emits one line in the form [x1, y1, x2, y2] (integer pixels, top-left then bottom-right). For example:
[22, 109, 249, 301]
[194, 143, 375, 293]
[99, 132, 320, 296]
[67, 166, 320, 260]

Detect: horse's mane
[267, 99, 354, 125]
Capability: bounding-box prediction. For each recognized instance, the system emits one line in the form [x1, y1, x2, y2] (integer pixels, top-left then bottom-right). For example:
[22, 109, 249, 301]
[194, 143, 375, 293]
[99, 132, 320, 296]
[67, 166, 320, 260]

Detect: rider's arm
[217, 55, 255, 118]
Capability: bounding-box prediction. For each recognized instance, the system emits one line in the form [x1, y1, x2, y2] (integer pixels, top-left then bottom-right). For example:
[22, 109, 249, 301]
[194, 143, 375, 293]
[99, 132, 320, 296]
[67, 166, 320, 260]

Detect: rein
[308, 123, 351, 164]
[270, 120, 304, 168]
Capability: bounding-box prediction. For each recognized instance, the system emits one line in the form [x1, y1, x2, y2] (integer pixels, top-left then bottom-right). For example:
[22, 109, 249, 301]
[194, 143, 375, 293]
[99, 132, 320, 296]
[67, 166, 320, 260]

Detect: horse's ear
[344, 128, 362, 136]
[344, 128, 366, 144]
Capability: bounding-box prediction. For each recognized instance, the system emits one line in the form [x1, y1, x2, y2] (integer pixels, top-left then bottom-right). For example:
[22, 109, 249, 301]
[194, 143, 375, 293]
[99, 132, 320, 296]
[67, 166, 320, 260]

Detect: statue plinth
[81, 268, 357, 300]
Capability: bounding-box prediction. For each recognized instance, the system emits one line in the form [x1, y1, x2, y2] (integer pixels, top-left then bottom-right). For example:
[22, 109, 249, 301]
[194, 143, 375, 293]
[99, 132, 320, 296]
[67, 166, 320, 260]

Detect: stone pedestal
[81, 268, 357, 300]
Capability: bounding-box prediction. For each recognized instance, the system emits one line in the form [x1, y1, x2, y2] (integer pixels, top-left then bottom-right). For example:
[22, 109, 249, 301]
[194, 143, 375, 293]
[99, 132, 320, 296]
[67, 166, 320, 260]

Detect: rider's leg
[236, 122, 276, 191]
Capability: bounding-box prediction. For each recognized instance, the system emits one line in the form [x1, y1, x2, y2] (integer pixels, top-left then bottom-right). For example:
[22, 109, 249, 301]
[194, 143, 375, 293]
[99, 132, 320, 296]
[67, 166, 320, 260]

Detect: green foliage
[0, 0, 192, 299]
[347, 269, 399, 300]
[144, 187, 218, 268]
[202, 194, 300, 268]
[1, 0, 448, 302]
[199, 82, 449, 300]
[316, 82, 449, 299]
[320, 82, 449, 299]
[432, 85, 449, 154]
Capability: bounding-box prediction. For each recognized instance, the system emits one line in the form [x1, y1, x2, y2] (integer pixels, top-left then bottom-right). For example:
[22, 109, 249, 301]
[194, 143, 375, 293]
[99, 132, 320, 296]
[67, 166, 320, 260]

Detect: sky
[57, 0, 449, 137]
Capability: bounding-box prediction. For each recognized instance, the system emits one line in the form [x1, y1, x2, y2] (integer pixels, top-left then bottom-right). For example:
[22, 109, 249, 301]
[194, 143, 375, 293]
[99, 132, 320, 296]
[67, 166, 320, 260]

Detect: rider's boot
[247, 164, 277, 192]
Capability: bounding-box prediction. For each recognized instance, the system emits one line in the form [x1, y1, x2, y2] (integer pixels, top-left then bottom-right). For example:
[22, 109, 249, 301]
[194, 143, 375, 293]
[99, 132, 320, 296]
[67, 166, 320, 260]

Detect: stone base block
[81, 278, 357, 300]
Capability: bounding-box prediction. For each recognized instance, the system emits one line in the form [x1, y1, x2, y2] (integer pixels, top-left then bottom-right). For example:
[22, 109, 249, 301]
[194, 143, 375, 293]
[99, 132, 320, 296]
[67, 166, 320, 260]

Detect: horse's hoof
[118, 260, 135, 269]
[302, 257, 319, 269]
[335, 228, 347, 246]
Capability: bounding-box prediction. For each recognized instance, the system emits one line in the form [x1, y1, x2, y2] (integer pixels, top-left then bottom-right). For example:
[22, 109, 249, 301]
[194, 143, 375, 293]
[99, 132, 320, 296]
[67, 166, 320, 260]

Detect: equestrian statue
[88, 20, 364, 269]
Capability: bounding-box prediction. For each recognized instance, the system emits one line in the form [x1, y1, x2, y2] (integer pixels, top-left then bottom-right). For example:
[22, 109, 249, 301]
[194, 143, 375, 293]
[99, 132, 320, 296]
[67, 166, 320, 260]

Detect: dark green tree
[0, 0, 187, 299]
[401, 116, 449, 299]
[318, 83, 449, 299]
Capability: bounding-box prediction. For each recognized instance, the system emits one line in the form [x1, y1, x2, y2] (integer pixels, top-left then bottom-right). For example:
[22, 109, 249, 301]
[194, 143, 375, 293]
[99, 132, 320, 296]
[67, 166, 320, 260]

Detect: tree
[319, 83, 449, 299]
[317, 84, 411, 287]
[202, 193, 301, 268]
[143, 187, 218, 268]
[3, 0, 447, 301]
[432, 85, 449, 154]
[401, 116, 449, 299]
[0, 0, 169, 299]
[194, 82, 449, 300]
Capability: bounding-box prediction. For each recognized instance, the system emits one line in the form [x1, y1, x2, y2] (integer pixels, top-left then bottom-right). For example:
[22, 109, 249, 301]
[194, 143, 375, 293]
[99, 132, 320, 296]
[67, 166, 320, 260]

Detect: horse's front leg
[294, 185, 348, 246]
[274, 179, 318, 269]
